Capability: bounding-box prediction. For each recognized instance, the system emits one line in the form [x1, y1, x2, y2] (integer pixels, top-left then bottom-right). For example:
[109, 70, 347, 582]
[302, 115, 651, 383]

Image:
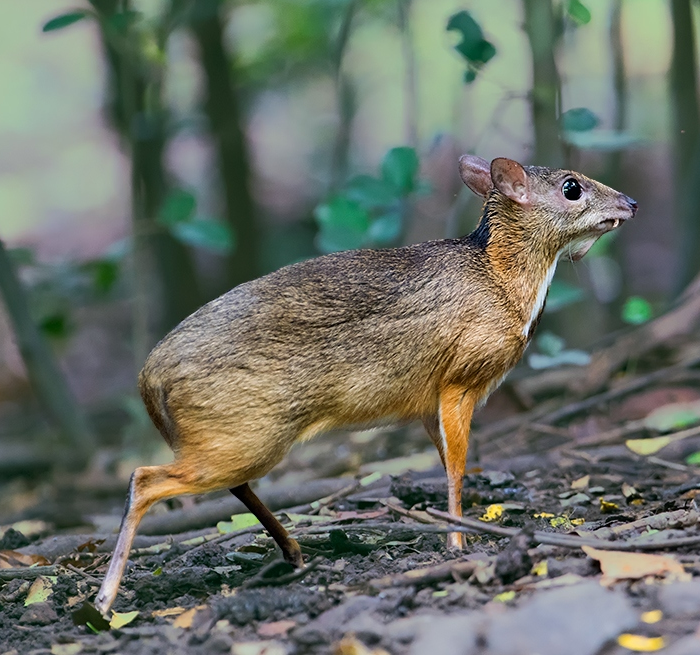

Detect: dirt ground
[4, 316, 700, 653]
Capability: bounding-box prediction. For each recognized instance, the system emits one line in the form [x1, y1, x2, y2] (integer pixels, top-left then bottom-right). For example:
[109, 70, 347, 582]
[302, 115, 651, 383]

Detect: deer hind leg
[434, 385, 476, 550]
[94, 462, 208, 617]
[230, 483, 304, 567]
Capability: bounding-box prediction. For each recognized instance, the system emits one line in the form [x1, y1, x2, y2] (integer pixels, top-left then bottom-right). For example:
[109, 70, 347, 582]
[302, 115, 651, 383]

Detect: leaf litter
[7, 335, 700, 652]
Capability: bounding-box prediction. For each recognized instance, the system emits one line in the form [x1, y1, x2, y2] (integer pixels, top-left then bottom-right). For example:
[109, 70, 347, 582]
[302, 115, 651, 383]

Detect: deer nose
[625, 195, 638, 216]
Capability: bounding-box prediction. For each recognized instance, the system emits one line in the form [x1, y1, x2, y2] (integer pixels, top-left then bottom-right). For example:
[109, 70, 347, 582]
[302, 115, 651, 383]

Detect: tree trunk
[670, 0, 700, 293]
[0, 240, 94, 468]
[190, 0, 261, 291]
[522, 0, 563, 167]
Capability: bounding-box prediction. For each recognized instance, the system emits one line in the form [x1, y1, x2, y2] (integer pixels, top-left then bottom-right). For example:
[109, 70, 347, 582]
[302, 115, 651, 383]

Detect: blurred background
[0, 0, 697, 489]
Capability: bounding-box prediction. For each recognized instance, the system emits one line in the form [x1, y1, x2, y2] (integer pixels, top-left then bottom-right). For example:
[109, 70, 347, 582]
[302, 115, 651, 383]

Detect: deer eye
[562, 178, 582, 201]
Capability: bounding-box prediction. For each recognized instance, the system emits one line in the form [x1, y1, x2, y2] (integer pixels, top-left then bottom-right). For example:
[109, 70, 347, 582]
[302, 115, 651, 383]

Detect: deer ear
[490, 158, 530, 205]
[459, 155, 493, 197]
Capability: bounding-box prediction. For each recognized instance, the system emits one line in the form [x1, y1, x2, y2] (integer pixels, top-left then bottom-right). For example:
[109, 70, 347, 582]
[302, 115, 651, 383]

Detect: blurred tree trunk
[90, 0, 201, 355]
[190, 0, 261, 291]
[522, 0, 563, 167]
[0, 240, 94, 469]
[670, 0, 700, 293]
[330, 0, 358, 190]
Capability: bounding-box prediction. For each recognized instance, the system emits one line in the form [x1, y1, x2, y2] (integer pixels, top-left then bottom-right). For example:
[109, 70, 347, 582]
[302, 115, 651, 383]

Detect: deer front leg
[437, 385, 476, 549]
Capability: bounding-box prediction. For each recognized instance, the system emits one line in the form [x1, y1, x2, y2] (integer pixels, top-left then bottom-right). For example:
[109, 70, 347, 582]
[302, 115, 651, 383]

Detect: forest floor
[4, 302, 700, 654]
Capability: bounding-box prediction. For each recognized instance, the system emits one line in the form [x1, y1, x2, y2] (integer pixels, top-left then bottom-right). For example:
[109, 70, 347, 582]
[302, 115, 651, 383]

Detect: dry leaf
[152, 606, 186, 618]
[582, 546, 690, 585]
[25, 576, 55, 606]
[232, 641, 288, 655]
[616, 634, 665, 651]
[571, 475, 590, 490]
[258, 619, 297, 638]
[0, 520, 50, 541]
[51, 644, 83, 655]
[0, 550, 48, 569]
[333, 636, 391, 655]
[109, 610, 139, 629]
[172, 605, 207, 629]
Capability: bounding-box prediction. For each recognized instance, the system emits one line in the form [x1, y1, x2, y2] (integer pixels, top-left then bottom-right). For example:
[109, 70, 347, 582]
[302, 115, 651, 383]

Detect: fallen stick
[0, 566, 58, 581]
[368, 558, 483, 590]
[426, 508, 700, 552]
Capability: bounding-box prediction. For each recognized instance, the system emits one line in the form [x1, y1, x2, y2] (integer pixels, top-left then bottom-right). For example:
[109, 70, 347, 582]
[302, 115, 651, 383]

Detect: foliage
[621, 296, 653, 325]
[528, 331, 591, 370]
[446, 10, 496, 83]
[314, 147, 420, 253]
[158, 189, 235, 255]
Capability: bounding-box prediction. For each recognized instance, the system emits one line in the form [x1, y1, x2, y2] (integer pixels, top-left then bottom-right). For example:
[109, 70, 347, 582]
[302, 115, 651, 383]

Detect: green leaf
[345, 176, 398, 208]
[685, 451, 700, 465]
[314, 196, 370, 253]
[536, 331, 565, 357]
[446, 11, 496, 65]
[563, 130, 642, 151]
[171, 220, 235, 254]
[381, 147, 419, 195]
[159, 189, 196, 226]
[42, 11, 88, 32]
[109, 610, 139, 630]
[561, 108, 599, 133]
[528, 349, 591, 370]
[566, 0, 592, 25]
[368, 211, 402, 246]
[82, 259, 119, 294]
[643, 401, 700, 432]
[622, 296, 653, 325]
[40, 313, 70, 338]
[545, 280, 585, 312]
[217, 513, 260, 534]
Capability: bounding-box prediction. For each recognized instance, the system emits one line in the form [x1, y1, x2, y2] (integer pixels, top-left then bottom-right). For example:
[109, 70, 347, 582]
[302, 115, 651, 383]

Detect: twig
[64, 563, 128, 597]
[240, 556, 325, 589]
[368, 558, 483, 590]
[426, 508, 700, 551]
[0, 566, 59, 581]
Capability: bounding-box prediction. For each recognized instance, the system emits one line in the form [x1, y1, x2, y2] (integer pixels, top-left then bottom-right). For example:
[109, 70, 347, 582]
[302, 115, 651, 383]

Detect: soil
[4, 354, 700, 654]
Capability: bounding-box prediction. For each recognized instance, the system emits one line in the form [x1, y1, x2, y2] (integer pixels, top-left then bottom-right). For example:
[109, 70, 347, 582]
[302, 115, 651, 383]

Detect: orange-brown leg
[230, 483, 304, 567]
[95, 463, 205, 617]
[438, 385, 476, 550]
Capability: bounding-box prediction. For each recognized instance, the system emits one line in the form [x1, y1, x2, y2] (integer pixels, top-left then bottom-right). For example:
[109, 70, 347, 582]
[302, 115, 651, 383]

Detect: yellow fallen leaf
[531, 561, 548, 577]
[582, 546, 690, 586]
[641, 610, 663, 624]
[534, 512, 555, 519]
[109, 610, 139, 629]
[571, 518, 585, 526]
[617, 634, 665, 651]
[626, 436, 673, 455]
[600, 498, 620, 513]
[493, 590, 516, 603]
[25, 576, 55, 606]
[480, 505, 503, 522]
[51, 644, 83, 655]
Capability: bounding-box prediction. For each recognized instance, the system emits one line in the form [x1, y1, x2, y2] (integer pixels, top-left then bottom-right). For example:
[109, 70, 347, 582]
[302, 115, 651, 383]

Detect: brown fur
[94, 156, 637, 615]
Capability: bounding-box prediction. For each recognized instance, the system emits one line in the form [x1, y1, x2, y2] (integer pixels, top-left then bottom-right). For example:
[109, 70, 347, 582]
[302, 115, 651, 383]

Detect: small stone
[20, 602, 58, 625]
[658, 581, 700, 618]
[201, 633, 233, 653]
[560, 493, 590, 507]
